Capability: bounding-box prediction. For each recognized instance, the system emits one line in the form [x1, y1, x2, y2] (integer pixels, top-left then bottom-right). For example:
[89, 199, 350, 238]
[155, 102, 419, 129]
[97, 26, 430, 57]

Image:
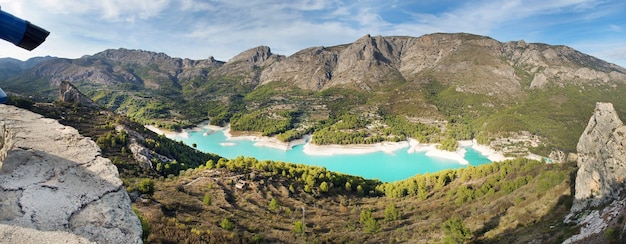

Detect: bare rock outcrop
[0, 104, 142, 243]
[258, 33, 626, 95]
[572, 102, 626, 213]
[59, 80, 101, 108]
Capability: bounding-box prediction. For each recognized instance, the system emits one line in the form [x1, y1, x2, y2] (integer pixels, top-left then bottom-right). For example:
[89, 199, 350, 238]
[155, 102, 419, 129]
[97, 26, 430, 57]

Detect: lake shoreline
[144, 123, 511, 165]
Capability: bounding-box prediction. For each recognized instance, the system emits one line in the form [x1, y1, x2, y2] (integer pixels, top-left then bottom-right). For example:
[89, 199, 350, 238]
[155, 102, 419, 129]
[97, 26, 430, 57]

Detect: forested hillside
[3, 33, 626, 158]
[7, 97, 582, 243]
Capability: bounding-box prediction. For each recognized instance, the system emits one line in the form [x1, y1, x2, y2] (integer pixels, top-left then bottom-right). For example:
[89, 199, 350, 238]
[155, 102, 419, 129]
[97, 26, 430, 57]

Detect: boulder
[0, 104, 142, 243]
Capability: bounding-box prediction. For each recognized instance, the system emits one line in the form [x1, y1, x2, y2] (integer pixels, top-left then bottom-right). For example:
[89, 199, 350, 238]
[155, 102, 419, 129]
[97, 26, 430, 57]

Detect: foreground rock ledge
[0, 104, 142, 244]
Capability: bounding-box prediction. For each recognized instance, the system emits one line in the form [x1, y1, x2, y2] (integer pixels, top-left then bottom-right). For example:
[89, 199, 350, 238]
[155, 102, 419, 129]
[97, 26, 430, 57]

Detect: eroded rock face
[572, 102, 626, 213]
[0, 104, 142, 243]
[59, 80, 101, 108]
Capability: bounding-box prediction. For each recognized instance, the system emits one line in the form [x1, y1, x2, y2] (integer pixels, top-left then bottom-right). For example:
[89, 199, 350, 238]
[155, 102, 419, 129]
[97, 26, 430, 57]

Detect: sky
[0, 0, 625, 67]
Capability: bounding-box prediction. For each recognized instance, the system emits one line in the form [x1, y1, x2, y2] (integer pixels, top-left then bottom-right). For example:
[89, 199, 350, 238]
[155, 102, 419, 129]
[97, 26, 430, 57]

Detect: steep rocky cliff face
[0, 104, 142, 243]
[260, 33, 626, 93]
[572, 102, 626, 213]
[564, 102, 626, 243]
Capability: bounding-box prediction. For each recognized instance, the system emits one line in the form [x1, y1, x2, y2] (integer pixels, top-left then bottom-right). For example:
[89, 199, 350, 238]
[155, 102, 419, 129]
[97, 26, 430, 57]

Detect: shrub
[604, 227, 619, 241]
[360, 209, 380, 233]
[220, 218, 233, 231]
[269, 198, 280, 212]
[137, 178, 155, 195]
[132, 206, 151, 241]
[202, 193, 211, 206]
[292, 220, 304, 234]
[442, 216, 472, 244]
[384, 203, 401, 222]
[320, 181, 329, 193]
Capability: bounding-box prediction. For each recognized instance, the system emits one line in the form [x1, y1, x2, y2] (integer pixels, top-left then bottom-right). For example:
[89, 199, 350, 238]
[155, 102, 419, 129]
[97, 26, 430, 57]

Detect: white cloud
[1, 0, 172, 22]
[610, 24, 623, 32]
[397, 0, 600, 35]
[0, 0, 624, 69]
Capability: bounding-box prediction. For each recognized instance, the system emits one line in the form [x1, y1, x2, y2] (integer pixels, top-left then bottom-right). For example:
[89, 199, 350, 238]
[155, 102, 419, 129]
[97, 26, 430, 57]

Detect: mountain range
[3, 32, 626, 243]
[2, 32, 626, 157]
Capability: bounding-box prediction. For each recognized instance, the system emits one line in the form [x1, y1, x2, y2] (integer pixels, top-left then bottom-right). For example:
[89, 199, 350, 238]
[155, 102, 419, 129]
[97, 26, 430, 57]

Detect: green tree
[137, 178, 155, 195]
[205, 160, 215, 169]
[320, 181, 329, 193]
[437, 137, 459, 152]
[384, 203, 401, 222]
[357, 185, 365, 196]
[418, 186, 429, 200]
[292, 220, 304, 234]
[269, 198, 280, 212]
[220, 218, 233, 231]
[442, 216, 472, 244]
[360, 209, 380, 234]
[202, 193, 211, 206]
[363, 216, 380, 234]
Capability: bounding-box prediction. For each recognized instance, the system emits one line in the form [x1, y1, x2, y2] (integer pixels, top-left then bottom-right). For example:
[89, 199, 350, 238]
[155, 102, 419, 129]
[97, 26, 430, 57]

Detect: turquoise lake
[173, 129, 492, 182]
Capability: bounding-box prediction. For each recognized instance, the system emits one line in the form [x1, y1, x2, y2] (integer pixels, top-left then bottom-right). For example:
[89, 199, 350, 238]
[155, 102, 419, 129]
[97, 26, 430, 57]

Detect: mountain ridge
[6, 33, 626, 92]
[3, 32, 626, 157]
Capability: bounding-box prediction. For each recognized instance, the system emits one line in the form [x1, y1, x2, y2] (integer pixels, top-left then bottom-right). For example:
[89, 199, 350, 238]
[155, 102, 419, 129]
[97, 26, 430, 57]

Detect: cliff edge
[572, 102, 626, 212]
[564, 102, 626, 243]
[0, 104, 142, 243]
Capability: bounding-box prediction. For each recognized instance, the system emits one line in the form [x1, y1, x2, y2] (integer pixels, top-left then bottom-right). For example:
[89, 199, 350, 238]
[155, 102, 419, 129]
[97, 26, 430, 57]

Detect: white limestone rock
[572, 102, 626, 213]
[0, 104, 142, 243]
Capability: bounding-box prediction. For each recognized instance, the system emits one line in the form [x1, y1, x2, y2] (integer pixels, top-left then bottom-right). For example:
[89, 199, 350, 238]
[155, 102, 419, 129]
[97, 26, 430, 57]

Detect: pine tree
[384, 203, 401, 222]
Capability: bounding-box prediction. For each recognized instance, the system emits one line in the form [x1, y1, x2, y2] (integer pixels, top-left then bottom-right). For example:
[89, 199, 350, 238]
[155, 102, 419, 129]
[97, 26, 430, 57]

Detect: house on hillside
[235, 180, 247, 190]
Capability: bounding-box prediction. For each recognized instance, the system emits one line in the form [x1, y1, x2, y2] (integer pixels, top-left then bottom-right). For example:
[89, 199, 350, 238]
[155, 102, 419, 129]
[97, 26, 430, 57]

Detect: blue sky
[1, 0, 625, 67]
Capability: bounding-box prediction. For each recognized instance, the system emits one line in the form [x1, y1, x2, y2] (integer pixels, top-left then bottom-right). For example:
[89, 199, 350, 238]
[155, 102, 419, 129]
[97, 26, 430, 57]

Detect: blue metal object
[0, 9, 49, 50]
[0, 88, 7, 104]
[0, 8, 49, 103]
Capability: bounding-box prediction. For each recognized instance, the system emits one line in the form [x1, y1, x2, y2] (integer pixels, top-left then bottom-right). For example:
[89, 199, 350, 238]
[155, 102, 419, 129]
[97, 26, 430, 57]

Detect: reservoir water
[173, 129, 492, 182]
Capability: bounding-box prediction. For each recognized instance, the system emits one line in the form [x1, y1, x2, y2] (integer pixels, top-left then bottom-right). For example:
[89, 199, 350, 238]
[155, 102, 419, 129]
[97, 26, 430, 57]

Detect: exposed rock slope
[572, 102, 626, 212]
[0, 104, 142, 243]
[7, 33, 626, 95]
[30, 48, 224, 88]
[260, 33, 626, 93]
[59, 80, 101, 108]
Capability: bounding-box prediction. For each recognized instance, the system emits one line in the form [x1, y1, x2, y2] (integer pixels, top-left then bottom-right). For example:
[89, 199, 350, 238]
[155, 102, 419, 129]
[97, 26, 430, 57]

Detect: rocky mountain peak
[94, 48, 174, 64]
[572, 102, 626, 213]
[228, 46, 276, 66]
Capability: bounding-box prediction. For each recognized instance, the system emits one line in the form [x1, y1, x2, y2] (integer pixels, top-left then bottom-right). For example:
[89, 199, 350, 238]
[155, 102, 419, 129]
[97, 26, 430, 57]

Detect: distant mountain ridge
[3, 33, 626, 156]
[5, 33, 626, 94]
[0, 56, 56, 80]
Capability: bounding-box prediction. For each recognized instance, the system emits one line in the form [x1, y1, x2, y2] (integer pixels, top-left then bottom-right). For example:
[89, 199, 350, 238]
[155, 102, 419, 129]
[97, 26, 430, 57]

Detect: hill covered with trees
[3, 33, 626, 158]
[6, 97, 591, 243]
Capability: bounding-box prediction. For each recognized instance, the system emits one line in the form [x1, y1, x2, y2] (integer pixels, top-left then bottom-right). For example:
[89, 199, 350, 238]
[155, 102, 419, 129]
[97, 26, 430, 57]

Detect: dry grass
[134, 161, 578, 243]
